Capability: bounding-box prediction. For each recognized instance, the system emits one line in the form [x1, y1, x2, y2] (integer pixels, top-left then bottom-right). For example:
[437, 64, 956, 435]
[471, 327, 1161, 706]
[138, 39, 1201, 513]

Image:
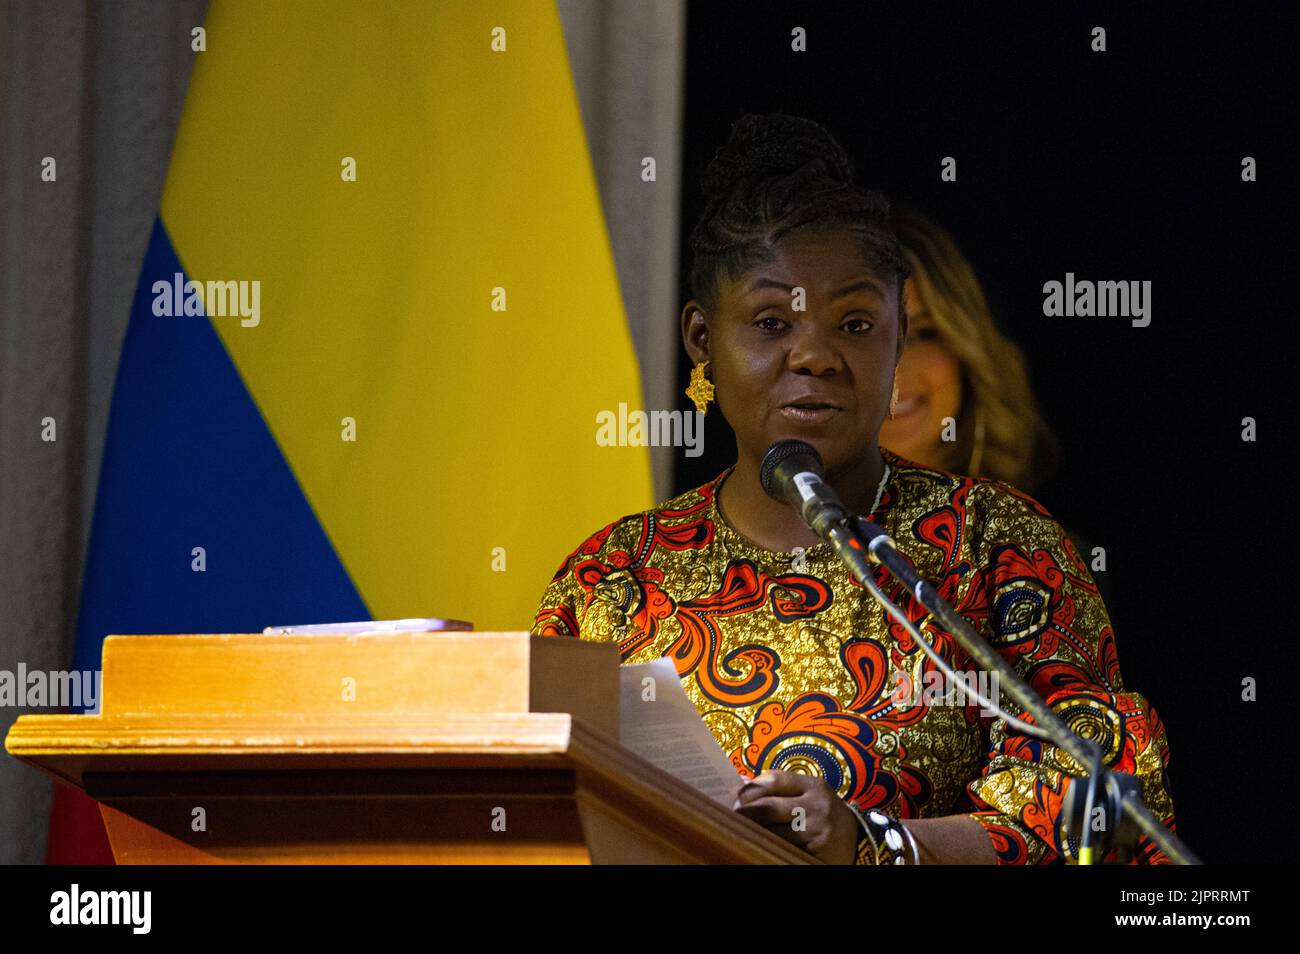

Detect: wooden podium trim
[8, 711, 815, 864]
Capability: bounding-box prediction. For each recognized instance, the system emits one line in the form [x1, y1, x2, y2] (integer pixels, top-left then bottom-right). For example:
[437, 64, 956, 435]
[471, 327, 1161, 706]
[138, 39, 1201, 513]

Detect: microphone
[759, 440, 851, 539]
[756, 440, 1200, 864]
[1058, 769, 1143, 863]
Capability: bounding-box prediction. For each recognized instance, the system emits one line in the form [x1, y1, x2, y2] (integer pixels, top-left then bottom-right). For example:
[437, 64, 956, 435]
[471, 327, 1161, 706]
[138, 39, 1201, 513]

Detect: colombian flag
[47, 0, 654, 863]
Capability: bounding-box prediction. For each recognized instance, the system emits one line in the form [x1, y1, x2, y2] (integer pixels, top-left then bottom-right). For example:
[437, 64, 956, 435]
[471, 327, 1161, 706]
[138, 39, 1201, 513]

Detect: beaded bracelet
[846, 803, 921, 866]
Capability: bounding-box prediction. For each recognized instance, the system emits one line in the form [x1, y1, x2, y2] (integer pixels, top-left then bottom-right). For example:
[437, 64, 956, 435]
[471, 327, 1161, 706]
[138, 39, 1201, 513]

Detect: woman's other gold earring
[888, 373, 900, 419]
[686, 360, 714, 414]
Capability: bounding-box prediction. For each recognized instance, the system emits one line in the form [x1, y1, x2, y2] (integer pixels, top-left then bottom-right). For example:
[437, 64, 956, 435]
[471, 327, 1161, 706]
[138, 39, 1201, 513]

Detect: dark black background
[673, 1, 1297, 864]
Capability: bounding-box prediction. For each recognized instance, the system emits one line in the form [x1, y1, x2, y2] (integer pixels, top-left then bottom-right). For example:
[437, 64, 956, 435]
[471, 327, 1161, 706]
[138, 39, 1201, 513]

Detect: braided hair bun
[698, 113, 857, 202]
[687, 112, 907, 316]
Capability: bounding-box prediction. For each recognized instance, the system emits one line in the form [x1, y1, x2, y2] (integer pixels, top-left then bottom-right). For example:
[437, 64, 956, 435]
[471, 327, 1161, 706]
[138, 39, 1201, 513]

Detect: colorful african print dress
[530, 448, 1176, 864]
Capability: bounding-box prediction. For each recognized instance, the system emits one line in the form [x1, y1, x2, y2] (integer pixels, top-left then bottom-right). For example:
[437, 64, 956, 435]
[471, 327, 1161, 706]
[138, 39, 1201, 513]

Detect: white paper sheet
[618, 658, 746, 808]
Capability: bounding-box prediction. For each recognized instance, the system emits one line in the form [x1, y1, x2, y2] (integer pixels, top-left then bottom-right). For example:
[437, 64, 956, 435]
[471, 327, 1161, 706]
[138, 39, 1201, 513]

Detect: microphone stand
[815, 511, 1200, 866]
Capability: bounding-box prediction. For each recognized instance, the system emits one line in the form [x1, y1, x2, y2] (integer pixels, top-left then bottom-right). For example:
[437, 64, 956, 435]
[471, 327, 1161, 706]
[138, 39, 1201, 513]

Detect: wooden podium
[5, 632, 814, 864]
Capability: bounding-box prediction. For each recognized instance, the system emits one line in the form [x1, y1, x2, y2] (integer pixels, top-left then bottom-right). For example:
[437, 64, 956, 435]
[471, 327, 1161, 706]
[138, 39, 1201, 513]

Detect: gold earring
[686, 360, 714, 414]
[888, 371, 900, 419]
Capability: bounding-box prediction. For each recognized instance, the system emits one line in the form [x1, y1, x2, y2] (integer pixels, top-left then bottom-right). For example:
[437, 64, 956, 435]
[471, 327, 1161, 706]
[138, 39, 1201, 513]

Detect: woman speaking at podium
[531, 113, 1175, 865]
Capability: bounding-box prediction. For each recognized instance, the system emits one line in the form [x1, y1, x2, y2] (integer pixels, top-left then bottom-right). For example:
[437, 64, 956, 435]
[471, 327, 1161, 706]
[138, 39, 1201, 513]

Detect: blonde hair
[891, 207, 1056, 492]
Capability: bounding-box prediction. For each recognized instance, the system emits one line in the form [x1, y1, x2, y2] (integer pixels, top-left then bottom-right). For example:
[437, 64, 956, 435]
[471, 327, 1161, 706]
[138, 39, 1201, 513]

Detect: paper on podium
[619, 657, 746, 808]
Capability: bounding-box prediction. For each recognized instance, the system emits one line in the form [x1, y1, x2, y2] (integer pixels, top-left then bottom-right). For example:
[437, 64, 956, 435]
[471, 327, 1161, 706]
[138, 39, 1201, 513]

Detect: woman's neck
[718, 446, 887, 553]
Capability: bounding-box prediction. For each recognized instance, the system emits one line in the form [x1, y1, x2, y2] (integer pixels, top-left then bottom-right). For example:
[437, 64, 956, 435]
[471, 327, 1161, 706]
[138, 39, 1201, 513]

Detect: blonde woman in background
[882, 208, 1114, 608]
[879, 206, 1056, 491]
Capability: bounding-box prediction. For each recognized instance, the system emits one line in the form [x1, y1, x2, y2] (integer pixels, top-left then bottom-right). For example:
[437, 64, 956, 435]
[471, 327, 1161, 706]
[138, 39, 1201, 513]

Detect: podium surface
[6, 632, 815, 864]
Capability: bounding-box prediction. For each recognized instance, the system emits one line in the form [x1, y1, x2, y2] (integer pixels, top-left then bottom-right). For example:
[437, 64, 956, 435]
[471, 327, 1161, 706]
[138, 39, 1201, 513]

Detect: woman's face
[877, 276, 963, 467]
[684, 226, 904, 477]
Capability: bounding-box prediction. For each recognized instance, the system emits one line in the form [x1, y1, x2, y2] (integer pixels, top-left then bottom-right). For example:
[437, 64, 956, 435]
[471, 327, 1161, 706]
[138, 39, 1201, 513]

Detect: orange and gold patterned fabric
[530, 447, 1176, 864]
